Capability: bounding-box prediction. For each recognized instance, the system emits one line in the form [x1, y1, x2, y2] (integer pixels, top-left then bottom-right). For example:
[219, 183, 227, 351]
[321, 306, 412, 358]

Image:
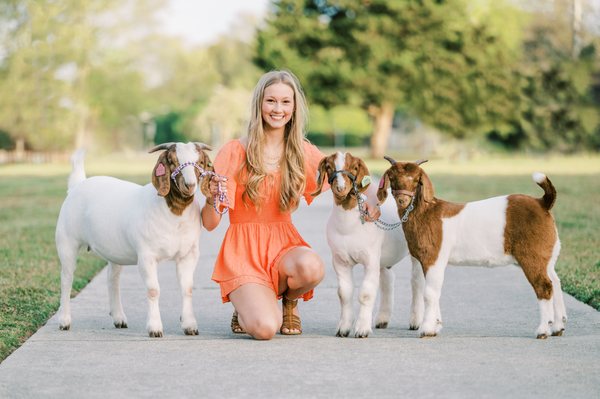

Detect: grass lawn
[0, 152, 598, 363]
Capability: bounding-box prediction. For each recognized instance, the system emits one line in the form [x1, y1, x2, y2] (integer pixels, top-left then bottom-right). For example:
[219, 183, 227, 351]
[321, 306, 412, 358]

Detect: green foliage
[148, 35, 262, 147]
[489, 21, 600, 152]
[255, 0, 525, 156]
[153, 112, 188, 144]
[256, 0, 600, 153]
[0, 0, 166, 151]
[308, 105, 371, 146]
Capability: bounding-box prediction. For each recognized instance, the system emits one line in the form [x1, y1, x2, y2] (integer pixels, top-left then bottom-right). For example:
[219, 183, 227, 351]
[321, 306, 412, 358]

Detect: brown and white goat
[377, 157, 566, 339]
[313, 152, 410, 338]
[55, 142, 213, 337]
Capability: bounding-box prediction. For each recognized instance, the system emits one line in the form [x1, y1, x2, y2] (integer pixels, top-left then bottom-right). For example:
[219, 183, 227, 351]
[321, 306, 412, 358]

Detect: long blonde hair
[241, 70, 308, 212]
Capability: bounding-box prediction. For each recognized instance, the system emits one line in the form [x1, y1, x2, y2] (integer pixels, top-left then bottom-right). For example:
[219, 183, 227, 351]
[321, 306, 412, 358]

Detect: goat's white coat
[408, 179, 566, 338]
[445, 196, 516, 267]
[326, 152, 410, 337]
[56, 143, 204, 336]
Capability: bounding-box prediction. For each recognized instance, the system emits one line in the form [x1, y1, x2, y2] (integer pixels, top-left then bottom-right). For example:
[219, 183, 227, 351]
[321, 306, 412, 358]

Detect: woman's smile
[262, 82, 294, 131]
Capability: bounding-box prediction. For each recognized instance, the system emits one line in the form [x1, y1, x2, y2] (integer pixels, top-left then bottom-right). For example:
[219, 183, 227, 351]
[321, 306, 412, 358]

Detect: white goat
[55, 142, 213, 337]
[313, 152, 411, 338]
[378, 157, 567, 339]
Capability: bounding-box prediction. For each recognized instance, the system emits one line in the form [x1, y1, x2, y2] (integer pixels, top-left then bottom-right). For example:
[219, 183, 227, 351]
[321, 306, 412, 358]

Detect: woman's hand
[363, 201, 381, 222]
[362, 181, 381, 222]
[207, 175, 227, 204]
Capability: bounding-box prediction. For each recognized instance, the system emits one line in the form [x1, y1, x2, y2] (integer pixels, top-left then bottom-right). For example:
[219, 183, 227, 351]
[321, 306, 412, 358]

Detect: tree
[0, 0, 166, 152]
[255, 0, 521, 157]
[148, 25, 262, 147]
[488, 0, 600, 152]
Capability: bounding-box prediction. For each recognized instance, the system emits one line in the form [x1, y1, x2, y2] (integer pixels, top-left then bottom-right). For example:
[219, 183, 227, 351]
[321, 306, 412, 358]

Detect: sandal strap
[281, 296, 302, 335]
[231, 311, 246, 334]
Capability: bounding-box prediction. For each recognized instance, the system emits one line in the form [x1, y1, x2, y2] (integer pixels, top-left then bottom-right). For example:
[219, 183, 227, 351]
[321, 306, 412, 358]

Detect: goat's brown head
[150, 142, 213, 199]
[377, 156, 433, 210]
[312, 152, 371, 208]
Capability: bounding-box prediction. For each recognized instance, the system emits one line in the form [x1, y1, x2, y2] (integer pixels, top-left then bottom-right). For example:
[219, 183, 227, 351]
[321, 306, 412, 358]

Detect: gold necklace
[263, 147, 282, 168]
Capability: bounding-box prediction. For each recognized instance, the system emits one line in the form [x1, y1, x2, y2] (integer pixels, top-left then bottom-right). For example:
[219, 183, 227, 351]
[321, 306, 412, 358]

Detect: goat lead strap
[328, 170, 356, 185]
[170, 162, 230, 214]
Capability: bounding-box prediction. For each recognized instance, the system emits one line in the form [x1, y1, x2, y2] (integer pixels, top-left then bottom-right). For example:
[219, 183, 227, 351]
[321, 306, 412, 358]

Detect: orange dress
[211, 139, 326, 303]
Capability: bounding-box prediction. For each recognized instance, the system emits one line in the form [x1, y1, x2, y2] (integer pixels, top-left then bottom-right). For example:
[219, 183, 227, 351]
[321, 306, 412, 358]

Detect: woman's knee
[295, 252, 325, 284]
[243, 316, 280, 340]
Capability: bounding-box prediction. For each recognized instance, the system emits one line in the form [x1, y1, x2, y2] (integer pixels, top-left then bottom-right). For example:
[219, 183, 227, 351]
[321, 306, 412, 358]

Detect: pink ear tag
[155, 163, 166, 177]
[378, 178, 385, 189]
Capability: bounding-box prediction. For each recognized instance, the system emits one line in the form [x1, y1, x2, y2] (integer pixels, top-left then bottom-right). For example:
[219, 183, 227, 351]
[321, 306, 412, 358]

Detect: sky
[160, 0, 270, 45]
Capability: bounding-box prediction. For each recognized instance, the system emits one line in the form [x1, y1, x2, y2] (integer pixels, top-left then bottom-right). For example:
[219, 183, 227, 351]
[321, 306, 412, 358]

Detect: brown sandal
[280, 296, 302, 335]
[231, 311, 246, 334]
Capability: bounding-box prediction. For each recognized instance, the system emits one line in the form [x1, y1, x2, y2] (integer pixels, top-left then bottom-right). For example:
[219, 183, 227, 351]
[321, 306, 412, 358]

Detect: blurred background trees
[0, 0, 598, 157]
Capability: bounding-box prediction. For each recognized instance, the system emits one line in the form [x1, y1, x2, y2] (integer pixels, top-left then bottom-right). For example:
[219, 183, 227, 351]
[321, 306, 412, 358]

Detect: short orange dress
[211, 139, 327, 303]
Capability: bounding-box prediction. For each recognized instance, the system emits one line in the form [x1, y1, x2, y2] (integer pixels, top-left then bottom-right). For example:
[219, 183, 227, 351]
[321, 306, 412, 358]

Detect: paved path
[1, 192, 599, 398]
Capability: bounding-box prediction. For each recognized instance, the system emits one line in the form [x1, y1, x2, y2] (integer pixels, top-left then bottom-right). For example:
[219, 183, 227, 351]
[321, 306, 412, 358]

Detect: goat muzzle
[391, 189, 415, 209]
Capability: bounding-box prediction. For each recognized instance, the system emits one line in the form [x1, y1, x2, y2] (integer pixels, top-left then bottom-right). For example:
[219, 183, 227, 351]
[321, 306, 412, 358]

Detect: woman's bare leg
[229, 283, 281, 340]
[277, 247, 325, 333]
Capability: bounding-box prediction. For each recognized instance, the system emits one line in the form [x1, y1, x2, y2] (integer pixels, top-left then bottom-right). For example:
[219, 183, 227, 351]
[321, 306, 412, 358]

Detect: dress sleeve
[303, 140, 329, 205]
[213, 140, 244, 210]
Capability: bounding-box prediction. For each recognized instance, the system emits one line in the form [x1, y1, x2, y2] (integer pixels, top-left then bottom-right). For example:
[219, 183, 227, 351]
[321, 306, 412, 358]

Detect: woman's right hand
[208, 175, 228, 199]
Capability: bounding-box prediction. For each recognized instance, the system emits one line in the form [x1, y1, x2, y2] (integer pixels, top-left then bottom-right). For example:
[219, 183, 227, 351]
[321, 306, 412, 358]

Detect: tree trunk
[15, 137, 25, 162]
[369, 102, 395, 159]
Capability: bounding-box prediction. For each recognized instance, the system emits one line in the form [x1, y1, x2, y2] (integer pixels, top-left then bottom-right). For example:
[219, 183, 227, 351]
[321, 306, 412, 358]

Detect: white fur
[55, 143, 203, 337]
[447, 196, 516, 267]
[327, 153, 410, 337]
[334, 151, 346, 188]
[532, 172, 546, 184]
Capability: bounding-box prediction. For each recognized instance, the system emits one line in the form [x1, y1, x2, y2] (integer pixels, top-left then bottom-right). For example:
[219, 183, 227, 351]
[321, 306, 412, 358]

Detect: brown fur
[378, 163, 464, 274]
[151, 144, 214, 216]
[312, 152, 370, 209]
[505, 194, 556, 299]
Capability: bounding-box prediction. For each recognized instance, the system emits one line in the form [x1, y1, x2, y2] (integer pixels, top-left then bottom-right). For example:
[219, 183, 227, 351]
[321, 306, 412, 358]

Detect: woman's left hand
[363, 201, 381, 222]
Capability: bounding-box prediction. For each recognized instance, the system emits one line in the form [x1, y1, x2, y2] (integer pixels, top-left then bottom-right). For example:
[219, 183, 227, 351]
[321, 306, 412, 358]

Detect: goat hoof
[59, 324, 70, 331]
[420, 331, 437, 338]
[551, 329, 564, 337]
[375, 321, 388, 329]
[536, 333, 548, 340]
[409, 324, 419, 330]
[114, 321, 128, 329]
[148, 330, 163, 338]
[184, 328, 199, 336]
[354, 331, 370, 338]
[336, 329, 350, 338]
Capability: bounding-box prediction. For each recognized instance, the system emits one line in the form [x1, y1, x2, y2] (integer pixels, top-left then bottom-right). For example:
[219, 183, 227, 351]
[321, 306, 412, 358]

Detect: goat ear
[419, 170, 435, 203]
[199, 152, 214, 197]
[311, 157, 328, 197]
[152, 151, 170, 197]
[376, 170, 390, 204]
[356, 158, 371, 191]
[194, 142, 212, 152]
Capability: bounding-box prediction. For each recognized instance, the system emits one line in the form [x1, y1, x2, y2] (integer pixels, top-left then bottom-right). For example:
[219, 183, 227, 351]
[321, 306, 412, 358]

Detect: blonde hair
[241, 70, 309, 212]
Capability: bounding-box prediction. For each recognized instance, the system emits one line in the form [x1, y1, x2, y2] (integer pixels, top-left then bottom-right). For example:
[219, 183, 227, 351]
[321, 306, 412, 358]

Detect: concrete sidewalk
[1, 192, 599, 398]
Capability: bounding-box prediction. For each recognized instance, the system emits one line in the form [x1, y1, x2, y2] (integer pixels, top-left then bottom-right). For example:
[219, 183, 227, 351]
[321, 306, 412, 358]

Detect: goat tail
[68, 148, 87, 192]
[532, 172, 556, 211]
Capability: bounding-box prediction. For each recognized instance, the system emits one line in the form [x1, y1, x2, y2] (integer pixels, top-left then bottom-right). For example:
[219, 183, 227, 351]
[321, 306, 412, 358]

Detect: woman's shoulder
[219, 138, 246, 155]
[302, 138, 324, 158]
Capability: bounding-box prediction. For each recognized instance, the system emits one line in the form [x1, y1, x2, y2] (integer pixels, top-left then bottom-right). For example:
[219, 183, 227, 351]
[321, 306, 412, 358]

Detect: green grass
[0, 153, 598, 363]
[0, 168, 148, 363]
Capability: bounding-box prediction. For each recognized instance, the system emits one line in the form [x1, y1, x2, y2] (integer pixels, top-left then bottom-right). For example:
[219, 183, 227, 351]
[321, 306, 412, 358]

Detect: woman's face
[261, 83, 295, 132]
